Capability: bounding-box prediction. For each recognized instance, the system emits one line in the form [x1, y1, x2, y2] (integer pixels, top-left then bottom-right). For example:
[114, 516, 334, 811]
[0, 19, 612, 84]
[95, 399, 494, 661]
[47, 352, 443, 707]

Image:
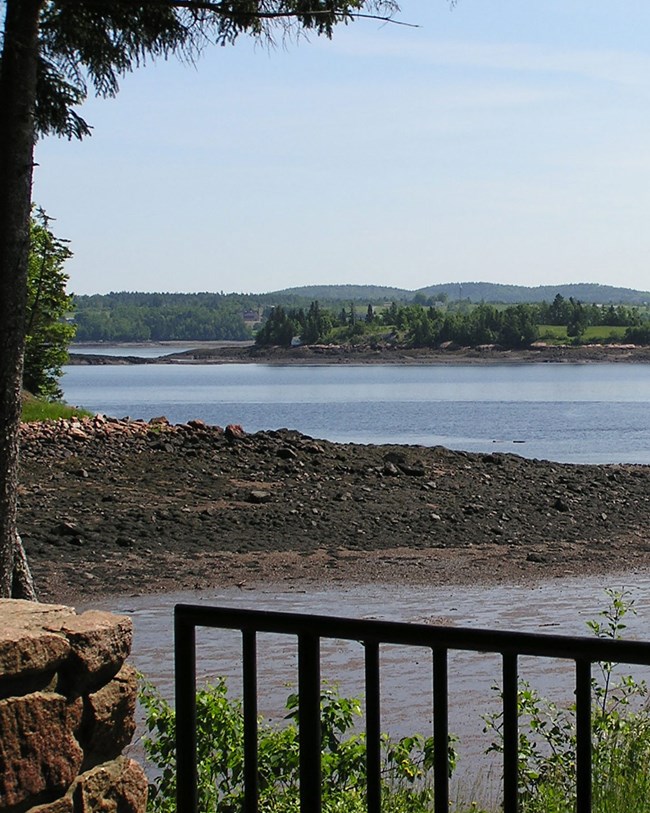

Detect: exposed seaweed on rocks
[18, 416, 650, 603]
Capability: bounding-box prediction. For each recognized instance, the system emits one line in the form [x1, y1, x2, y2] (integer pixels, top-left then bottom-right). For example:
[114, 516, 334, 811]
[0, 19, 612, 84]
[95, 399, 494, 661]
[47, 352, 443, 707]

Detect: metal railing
[174, 604, 650, 813]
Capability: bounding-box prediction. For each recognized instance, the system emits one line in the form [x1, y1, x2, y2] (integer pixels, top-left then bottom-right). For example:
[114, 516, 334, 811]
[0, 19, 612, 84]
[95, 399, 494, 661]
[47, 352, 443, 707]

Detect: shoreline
[67, 342, 650, 366]
[64, 548, 650, 610]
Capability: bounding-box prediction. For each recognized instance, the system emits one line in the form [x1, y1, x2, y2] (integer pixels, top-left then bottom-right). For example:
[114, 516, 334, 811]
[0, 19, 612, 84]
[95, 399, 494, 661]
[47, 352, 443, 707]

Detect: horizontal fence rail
[174, 604, 650, 813]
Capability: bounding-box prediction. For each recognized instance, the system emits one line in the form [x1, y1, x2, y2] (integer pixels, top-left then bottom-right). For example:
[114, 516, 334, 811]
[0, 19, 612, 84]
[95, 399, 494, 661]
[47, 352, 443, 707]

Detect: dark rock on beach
[17, 415, 650, 604]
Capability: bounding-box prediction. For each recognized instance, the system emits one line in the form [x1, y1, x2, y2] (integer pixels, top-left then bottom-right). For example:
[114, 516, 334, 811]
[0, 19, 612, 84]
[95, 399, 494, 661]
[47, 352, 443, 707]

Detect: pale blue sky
[32, 1, 650, 295]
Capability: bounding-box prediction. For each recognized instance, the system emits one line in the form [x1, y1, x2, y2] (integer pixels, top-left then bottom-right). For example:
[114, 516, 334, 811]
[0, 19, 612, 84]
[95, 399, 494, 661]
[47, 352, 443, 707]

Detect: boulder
[59, 611, 132, 692]
[0, 602, 132, 693]
[0, 600, 72, 682]
[81, 664, 138, 769]
[248, 490, 272, 504]
[225, 423, 246, 441]
[0, 693, 83, 809]
[70, 757, 147, 813]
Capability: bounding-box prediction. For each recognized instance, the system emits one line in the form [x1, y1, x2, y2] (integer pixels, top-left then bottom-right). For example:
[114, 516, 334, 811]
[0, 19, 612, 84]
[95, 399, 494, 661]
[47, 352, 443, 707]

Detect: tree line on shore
[70, 289, 650, 349]
[254, 296, 649, 349]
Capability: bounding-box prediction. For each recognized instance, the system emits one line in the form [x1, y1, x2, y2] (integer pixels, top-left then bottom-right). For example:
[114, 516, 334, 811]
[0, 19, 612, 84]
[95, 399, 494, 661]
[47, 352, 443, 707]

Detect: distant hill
[270, 282, 650, 305]
[267, 284, 412, 302]
[416, 282, 650, 305]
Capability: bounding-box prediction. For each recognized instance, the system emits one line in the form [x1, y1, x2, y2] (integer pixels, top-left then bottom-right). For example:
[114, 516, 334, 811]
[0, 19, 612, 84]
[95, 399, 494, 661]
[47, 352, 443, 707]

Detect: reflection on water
[85, 572, 650, 798]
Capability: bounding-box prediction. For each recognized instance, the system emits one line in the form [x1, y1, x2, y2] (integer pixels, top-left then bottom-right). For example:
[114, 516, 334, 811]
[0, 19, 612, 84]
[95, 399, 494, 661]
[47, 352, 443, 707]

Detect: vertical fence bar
[174, 609, 197, 813]
[575, 659, 592, 813]
[242, 630, 258, 813]
[365, 641, 381, 813]
[433, 647, 449, 813]
[502, 652, 519, 813]
[298, 632, 321, 813]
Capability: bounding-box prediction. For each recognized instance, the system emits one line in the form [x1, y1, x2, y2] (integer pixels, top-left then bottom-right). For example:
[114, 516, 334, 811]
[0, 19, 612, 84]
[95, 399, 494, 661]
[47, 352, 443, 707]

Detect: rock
[148, 416, 169, 426]
[0, 600, 72, 681]
[186, 418, 207, 429]
[81, 664, 138, 769]
[303, 442, 325, 454]
[399, 463, 425, 477]
[0, 692, 83, 809]
[277, 446, 298, 460]
[248, 490, 272, 504]
[225, 423, 246, 441]
[383, 461, 400, 476]
[55, 521, 79, 537]
[59, 611, 132, 692]
[383, 452, 425, 477]
[553, 497, 570, 512]
[70, 757, 147, 813]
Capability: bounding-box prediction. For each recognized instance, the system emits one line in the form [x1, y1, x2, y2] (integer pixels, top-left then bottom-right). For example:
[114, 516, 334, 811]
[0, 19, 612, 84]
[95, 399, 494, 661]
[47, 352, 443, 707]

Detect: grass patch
[538, 325, 628, 344]
[581, 325, 627, 342]
[21, 394, 92, 423]
[538, 325, 568, 343]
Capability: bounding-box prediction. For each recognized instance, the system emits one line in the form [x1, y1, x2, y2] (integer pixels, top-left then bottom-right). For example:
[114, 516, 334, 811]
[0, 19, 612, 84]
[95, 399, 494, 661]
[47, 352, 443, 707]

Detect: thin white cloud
[326, 35, 650, 88]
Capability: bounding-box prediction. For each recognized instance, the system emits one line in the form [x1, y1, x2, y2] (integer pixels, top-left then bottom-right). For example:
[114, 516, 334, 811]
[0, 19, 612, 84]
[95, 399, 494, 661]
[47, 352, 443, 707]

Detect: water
[62, 361, 650, 463]
[70, 343, 191, 358]
[70, 342, 250, 358]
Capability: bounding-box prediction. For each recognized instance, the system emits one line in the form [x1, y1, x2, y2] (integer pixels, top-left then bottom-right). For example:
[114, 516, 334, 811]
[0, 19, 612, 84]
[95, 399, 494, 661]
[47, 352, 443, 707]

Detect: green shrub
[483, 589, 650, 813]
[141, 680, 456, 813]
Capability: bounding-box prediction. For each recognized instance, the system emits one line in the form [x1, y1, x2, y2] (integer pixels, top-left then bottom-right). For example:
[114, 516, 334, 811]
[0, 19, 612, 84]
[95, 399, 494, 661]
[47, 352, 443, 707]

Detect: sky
[32, 1, 650, 295]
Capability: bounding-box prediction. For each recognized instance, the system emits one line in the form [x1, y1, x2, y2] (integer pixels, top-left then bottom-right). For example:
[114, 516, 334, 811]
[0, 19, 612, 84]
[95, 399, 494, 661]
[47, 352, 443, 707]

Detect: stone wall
[0, 599, 147, 813]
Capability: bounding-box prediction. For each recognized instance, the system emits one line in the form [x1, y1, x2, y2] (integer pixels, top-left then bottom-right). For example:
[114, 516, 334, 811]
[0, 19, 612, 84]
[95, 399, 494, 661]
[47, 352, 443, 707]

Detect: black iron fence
[174, 603, 650, 813]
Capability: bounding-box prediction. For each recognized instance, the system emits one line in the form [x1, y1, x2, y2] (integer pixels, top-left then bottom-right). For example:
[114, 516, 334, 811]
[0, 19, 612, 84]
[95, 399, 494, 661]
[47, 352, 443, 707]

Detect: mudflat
[18, 416, 650, 605]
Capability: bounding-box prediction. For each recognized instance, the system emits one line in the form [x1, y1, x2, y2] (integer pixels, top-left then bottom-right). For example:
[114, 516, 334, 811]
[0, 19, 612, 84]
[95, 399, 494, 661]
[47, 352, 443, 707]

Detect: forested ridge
[73, 291, 257, 341]
[71, 289, 650, 348]
[269, 281, 650, 305]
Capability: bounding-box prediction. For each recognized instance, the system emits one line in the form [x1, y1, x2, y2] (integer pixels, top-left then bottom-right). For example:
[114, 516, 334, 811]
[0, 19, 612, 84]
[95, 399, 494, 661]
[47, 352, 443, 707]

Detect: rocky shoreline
[67, 343, 650, 366]
[18, 416, 650, 605]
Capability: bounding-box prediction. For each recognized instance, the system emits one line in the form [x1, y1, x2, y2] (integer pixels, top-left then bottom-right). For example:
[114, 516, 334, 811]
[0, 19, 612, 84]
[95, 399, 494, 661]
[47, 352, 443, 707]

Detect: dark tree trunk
[0, 0, 43, 599]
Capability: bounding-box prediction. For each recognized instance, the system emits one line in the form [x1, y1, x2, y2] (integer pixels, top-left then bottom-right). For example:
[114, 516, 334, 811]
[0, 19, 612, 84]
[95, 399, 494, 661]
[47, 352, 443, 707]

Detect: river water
[62, 360, 650, 464]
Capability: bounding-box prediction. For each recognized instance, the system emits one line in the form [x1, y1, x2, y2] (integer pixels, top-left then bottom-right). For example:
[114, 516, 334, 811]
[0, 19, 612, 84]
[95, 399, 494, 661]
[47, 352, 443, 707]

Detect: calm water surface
[62, 362, 650, 463]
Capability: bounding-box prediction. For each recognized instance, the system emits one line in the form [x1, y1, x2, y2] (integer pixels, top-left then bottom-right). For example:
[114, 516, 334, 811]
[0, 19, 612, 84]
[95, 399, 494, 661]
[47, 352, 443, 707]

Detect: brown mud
[18, 416, 650, 606]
